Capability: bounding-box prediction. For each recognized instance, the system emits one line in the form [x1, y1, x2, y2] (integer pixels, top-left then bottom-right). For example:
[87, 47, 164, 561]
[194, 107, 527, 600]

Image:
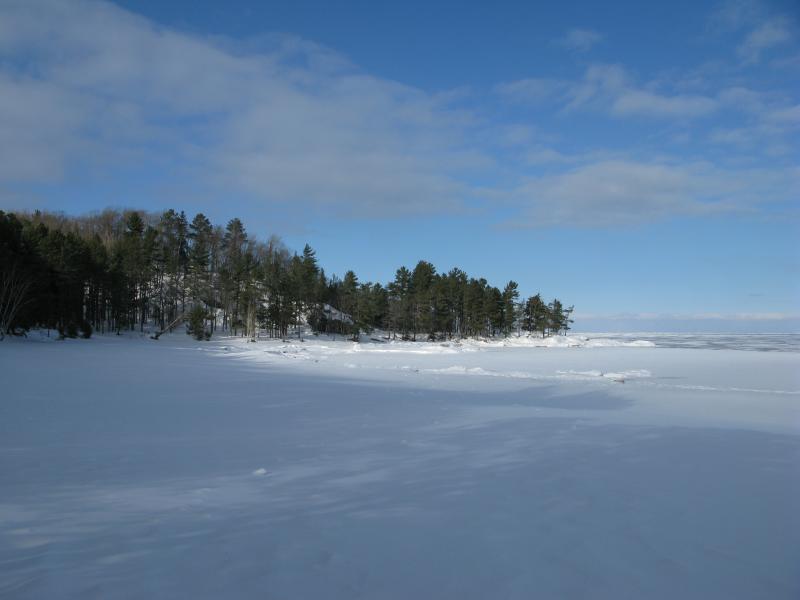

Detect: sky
[0, 0, 798, 332]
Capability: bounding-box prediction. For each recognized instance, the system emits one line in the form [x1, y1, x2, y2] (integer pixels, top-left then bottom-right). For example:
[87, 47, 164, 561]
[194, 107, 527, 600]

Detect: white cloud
[498, 64, 719, 119]
[558, 29, 604, 52]
[524, 148, 576, 165]
[766, 104, 800, 125]
[709, 91, 800, 151]
[708, 0, 762, 32]
[570, 65, 719, 118]
[500, 160, 799, 227]
[493, 124, 537, 147]
[771, 53, 800, 70]
[708, 127, 755, 146]
[562, 64, 629, 111]
[738, 18, 793, 63]
[611, 90, 718, 118]
[0, 0, 485, 217]
[0, 73, 88, 181]
[493, 78, 569, 104]
[0, 0, 795, 229]
[717, 86, 767, 112]
[709, 2, 797, 65]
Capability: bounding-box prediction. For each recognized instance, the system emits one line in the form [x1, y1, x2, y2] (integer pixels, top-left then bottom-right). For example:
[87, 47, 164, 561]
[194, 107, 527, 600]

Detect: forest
[0, 209, 573, 341]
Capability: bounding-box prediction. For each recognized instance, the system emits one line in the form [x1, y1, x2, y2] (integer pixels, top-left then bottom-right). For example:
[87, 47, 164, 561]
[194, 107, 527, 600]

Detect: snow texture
[1, 332, 798, 599]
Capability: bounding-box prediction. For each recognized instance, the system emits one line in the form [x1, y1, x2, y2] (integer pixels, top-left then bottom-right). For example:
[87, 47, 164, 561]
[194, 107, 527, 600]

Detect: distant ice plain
[1, 332, 798, 599]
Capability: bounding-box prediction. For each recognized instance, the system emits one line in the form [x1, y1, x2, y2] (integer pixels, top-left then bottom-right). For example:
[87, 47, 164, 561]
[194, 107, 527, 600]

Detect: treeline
[0, 209, 573, 341]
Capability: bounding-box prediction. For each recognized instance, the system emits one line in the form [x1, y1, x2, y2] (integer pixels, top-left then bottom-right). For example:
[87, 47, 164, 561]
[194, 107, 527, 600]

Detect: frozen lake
[1, 333, 798, 599]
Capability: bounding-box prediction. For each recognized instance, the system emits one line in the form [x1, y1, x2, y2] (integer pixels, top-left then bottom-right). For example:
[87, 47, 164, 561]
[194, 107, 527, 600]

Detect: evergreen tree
[547, 299, 566, 336]
[501, 280, 519, 336]
[221, 218, 248, 334]
[188, 213, 213, 307]
[562, 305, 574, 336]
[388, 266, 412, 339]
[340, 270, 359, 340]
[186, 305, 211, 340]
[0, 209, 573, 342]
[411, 260, 436, 339]
[524, 293, 548, 337]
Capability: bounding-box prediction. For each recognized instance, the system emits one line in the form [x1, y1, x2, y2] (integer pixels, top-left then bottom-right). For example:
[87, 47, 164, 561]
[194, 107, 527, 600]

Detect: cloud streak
[499, 160, 799, 228]
[738, 18, 793, 63]
[498, 64, 719, 119]
[557, 29, 604, 52]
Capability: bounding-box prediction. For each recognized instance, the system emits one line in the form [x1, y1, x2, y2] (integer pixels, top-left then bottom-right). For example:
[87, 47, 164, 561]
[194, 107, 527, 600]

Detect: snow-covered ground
[1, 332, 798, 599]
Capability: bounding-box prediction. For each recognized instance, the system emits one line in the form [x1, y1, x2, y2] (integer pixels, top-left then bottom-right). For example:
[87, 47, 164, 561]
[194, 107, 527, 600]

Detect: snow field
[0, 333, 798, 599]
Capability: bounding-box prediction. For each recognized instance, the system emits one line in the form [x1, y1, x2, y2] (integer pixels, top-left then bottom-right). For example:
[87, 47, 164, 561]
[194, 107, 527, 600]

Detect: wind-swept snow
[1, 333, 798, 599]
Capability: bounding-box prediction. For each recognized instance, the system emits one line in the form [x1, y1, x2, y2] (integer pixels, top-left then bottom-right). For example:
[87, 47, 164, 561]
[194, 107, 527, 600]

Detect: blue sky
[1, 0, 798, 331]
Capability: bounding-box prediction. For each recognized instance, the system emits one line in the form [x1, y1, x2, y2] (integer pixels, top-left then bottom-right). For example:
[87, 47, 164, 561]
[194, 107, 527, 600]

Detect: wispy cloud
[498, 64, 719, 119]
[765, 104, 800, 125]
[493, 78, 569, 104]
[569, 65, 721, 118]
[498, 160, 799, 228]
[0, 0, 485, 218]
[708, 0, 762, 32]
[557, 28, 604, 52]
[611, 90, 718, 118]
[708, 1, 797, 65]
[0, 0, 796, 231]
[708, 88, 800, 153]
[738, 18, 793, 63]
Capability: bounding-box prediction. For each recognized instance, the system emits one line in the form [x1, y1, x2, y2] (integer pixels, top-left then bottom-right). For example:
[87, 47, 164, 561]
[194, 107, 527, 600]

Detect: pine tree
[388, 266, 412, 339]
[340, 270, 359, 340]
[1, 209, 574, 342]
[524, 293, 548, 338]
[188, 213, 212, 307]
[547, 299, 565, 336]
[221, 218, 248, 334]
[562, 305, 574, 336]
[299, 244, 320, 328]
[186, 305, 210, 340]
[501, 280, 519, 336]
[411, 261, 436, 340]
